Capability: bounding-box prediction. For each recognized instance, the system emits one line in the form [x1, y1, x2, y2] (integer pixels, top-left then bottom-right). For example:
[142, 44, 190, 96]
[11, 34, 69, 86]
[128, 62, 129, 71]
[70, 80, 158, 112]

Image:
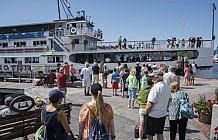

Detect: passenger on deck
[118, 36, 122, 49]
[123, 38, 127, 48]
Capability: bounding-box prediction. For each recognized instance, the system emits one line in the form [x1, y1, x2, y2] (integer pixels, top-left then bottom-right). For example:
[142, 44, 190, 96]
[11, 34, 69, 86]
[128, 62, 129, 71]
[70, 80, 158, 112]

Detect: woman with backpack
[41, 89, 74, 140]
[79, 83, 115, 140]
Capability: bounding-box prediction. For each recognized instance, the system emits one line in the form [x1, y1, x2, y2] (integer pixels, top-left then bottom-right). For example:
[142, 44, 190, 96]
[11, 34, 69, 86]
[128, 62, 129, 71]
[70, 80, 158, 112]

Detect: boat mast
[57, 0, 61, 20]
[57, 0, 74, 20]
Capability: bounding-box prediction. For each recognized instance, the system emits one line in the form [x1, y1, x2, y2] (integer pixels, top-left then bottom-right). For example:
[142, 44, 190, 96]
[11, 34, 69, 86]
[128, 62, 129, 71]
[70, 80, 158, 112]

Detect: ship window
[25, 57, 39, 63]
[2, 43, 8, 48]
[47, 57, 54, 63]
[4, 58, 17, 64]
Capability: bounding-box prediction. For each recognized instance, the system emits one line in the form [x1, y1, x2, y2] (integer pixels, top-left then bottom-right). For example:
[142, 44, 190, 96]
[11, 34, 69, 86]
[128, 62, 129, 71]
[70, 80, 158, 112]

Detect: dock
[1, 77, 217, 140]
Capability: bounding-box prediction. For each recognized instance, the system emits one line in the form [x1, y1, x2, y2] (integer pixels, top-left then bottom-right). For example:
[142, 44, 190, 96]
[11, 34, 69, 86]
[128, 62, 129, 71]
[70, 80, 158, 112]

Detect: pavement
[1, 76, 217, 140]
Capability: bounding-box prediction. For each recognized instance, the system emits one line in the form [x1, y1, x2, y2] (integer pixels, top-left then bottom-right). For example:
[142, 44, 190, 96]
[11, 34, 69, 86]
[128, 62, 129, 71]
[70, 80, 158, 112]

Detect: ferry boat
[0, 1, 214, 79]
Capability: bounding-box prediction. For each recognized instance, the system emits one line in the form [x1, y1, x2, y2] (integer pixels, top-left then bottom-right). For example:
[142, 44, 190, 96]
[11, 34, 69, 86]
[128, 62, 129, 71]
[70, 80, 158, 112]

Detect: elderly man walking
[163, 66, 178, 86]
[80, 63, 92, 96]
[145, 71, 172, 140]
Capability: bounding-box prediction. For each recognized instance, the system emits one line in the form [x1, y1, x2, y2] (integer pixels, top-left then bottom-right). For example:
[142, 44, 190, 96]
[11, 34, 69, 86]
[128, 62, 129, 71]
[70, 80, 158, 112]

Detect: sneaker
[115, 94, 119, 96]
[128, 105, 131, 108]
[131, 106, 134, 109]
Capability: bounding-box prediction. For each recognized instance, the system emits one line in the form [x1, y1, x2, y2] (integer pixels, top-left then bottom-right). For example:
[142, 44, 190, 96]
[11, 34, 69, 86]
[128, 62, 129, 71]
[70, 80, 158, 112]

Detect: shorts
[82, 78, 91, 87]
[128, 87, 136, 101]
[139, 109, 147, 124]
[112, 82, 118, 89]
[93, 74, 99, 83]
[146, 115, 166, 136]
[123, 83, 128, 91]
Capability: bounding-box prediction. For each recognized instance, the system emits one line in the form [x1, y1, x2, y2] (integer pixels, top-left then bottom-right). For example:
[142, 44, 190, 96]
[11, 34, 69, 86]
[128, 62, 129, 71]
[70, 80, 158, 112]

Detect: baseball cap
[49, 89, 65, 103]
[5, 96, 14, 106]
[136, 62, 140, 65]
[148, 70, 163, 77]
[168, 66, 176, 72]
[91, 83, 102, 95]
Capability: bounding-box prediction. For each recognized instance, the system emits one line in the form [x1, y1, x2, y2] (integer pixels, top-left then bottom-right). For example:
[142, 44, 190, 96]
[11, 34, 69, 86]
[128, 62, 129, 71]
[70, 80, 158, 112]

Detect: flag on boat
[182, 21, 185, 27]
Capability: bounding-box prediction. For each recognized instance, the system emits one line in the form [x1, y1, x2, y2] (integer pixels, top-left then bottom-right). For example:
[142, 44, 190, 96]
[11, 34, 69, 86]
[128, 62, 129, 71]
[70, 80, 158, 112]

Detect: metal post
[57, 0, 61, 20]
[4, 71, 6, 82]
[212, 3, 216, 48]
[19, 72, 21, 83]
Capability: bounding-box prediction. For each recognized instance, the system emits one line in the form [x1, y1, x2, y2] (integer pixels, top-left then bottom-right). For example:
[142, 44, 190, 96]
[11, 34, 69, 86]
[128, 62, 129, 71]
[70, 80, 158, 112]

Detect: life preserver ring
[3, 65, 9, 70]
[70, 27, 77, 34]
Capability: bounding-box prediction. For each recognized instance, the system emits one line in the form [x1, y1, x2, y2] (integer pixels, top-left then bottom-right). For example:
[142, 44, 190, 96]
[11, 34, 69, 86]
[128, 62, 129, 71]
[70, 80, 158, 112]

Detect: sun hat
[91, 83, 102, 95]
[168, 66, 176, 72]
[49, 89, 65, 103]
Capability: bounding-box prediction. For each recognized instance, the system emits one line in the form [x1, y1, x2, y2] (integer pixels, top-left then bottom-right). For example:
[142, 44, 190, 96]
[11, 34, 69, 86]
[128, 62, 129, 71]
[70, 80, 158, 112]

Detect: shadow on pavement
[164, 127, 200, 134]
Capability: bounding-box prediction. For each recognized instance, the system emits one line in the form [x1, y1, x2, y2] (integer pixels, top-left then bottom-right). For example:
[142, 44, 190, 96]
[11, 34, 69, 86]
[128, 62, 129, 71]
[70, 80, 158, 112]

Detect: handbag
[180, 92, 194, 119]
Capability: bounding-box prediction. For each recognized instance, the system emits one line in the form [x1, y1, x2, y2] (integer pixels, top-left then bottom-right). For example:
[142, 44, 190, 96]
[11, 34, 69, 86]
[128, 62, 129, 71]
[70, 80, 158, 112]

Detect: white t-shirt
[80, 68, 92, 80]
[191, 63, 197, 73]
[147, 81, 172, 118]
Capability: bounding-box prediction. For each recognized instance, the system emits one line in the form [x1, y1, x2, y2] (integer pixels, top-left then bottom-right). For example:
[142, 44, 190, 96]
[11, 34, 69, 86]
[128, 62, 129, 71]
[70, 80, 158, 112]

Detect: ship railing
[96, 40, 212, 51]
[0, 46, 48, 53]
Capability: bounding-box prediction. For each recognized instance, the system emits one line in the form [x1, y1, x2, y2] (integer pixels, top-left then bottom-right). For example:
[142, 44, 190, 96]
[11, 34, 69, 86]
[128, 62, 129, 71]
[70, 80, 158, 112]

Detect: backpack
[86, 105, 109, 140]
[35, 107, 49, 140]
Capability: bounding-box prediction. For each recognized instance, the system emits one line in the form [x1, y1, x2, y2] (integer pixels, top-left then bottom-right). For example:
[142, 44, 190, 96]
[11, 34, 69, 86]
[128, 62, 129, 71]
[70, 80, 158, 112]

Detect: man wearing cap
[145, 71, 171, 140]
[163, 66, 178, 86]
[57, 67, 68, 102]
[80, 63, 92, 96]
[0, 96, 14, 117]
[43, 89, 73, 139]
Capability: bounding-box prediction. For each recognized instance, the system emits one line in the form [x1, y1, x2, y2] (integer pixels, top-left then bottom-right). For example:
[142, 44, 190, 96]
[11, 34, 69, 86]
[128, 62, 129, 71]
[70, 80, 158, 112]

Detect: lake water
[212, 63, 218, 79]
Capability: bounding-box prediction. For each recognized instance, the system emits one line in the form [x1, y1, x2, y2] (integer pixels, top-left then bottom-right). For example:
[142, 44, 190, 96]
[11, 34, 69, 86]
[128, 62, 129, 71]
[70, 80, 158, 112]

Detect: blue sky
[0, 0, 217, 48]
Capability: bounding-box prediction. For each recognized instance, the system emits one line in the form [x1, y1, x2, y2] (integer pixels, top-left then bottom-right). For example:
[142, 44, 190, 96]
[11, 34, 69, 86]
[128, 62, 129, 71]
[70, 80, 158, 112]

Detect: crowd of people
[0, 60, 198, 140]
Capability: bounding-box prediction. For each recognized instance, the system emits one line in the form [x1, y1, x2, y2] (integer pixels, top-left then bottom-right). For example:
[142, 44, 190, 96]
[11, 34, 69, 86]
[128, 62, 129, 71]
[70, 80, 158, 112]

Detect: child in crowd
[111, 68, 119, 96]
[121, 68, 129, 98]
[126, 69, 138, 109]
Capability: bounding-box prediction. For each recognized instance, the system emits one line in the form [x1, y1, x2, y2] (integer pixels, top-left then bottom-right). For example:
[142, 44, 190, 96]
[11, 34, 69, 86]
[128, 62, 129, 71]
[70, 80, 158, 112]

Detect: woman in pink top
[183, 64, 191, 86]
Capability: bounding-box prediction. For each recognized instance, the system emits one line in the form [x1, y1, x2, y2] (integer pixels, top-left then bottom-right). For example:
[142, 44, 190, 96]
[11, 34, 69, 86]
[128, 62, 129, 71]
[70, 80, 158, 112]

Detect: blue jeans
[128, 87, 136, 101]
